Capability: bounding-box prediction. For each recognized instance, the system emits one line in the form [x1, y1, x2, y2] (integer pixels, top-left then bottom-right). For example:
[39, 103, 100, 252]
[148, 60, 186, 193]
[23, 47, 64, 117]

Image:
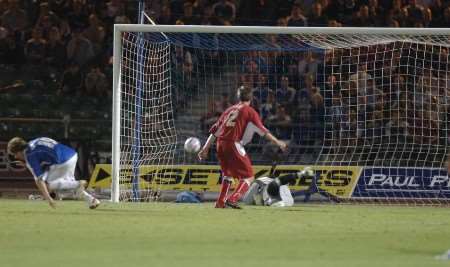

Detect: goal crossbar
[114, 25, 450, 36]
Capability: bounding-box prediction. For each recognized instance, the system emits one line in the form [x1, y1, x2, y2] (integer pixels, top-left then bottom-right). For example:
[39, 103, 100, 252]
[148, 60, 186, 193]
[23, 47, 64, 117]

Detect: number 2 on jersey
[225, 109, 239, 127]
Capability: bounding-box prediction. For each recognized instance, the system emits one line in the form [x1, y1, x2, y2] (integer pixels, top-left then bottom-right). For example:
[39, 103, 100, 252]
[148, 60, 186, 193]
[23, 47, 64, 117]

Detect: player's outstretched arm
[35, 179, 56, 208]
[264, 132, 287, 152]
[198, 134, 216, 161]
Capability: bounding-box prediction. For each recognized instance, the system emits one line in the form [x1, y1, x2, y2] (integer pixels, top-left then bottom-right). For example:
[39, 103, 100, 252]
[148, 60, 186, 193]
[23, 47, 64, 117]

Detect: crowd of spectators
[192, 0, 450, 164]
[1, 0, 449, 171]
[0, 0, 137, 177]
[152, 0, 450, 28]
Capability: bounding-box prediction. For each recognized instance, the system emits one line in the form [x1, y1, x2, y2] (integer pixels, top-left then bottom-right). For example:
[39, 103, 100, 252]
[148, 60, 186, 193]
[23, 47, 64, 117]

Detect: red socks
[215, 178, 231, 208]
[227, 179, 250, 204]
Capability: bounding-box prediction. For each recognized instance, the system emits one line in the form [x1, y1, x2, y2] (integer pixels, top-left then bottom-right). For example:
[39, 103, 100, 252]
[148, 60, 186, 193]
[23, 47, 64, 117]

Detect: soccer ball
[303, 167, 315, 177]
[298, 167, 315, 178]
[184, 137, 201, 153]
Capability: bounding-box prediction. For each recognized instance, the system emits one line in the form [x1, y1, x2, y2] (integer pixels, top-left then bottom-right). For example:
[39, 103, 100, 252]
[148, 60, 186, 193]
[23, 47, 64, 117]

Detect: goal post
[112, 25, 450, 203]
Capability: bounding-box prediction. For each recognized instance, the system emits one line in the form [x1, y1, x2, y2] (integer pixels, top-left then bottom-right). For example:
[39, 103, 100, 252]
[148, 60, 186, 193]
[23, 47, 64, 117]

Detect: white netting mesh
[119, 32, 176, 201]
[114, 27, 450, 203]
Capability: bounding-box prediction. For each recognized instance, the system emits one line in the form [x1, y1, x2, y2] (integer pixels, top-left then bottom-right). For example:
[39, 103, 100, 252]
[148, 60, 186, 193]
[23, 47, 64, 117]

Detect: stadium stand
[1, 0, 449, 183]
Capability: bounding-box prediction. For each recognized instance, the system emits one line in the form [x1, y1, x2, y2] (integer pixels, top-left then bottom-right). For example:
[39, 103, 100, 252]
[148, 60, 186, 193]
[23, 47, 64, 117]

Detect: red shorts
[216, 140, 253, 179]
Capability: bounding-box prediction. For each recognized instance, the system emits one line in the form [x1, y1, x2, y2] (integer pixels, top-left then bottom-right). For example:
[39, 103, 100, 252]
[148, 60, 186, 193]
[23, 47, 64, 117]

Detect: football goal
[112, 25, 450, 204]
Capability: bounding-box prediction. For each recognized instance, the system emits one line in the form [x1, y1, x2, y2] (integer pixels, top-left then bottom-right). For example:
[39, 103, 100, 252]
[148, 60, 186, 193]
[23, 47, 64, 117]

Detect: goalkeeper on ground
[241, 167, 314, 207]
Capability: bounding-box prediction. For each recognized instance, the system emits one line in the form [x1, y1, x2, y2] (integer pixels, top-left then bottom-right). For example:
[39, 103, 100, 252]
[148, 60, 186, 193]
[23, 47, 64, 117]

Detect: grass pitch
[0, 200, 449, 267]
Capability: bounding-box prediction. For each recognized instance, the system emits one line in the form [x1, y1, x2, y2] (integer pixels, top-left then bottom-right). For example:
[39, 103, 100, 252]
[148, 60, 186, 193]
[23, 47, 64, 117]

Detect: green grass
[0, 200, 449, 267]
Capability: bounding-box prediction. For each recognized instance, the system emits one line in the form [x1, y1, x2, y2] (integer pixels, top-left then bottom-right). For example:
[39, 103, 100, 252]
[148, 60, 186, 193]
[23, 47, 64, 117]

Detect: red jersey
[209, 103, 268, 145]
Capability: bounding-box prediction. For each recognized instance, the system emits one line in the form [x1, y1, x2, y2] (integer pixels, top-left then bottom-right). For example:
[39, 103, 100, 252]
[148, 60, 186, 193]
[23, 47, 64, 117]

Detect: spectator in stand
[349, 64, 372, 92]
[66, 27, 95, 67]
[387, 18, 400, 27]
[327, 19, 342, 27]
[104, 0, 122, 24]
[389, 0, 409, 27]
[430, 4, 450, 27]
[178, 1, 199, 25]
[429, 0, 445, 26]
[1, 0, 27, 33]
[299, 74, 323, 116]
[296, 0, 317, 16]
[58, 17, 72, 42]
[242, 49, 268, 74]
[253, 74, 273, 104]
[265, 104, 292, 142]
[287, 2, 308, 27]
[288, 51, 320, 85]
[243, 59, 260, 76]
[405, 0, 425, 26]
[114, 11, 131, 25]
[239, 74, 255, 90]
[325, 75, 340, 94]
[24, 27, 47, 67]
[327, 0, 356, 25]
[386, 110, 411, 143]
[66, 0, 89, 29]
[422, 7, 433, 27]
[46, 26, 66, 69]
[100, 0, 125, 27]
[316, 0, 332, 19]
[0, 0, 7, 15]
[47, 0, 67, 15]
[309, 83, 324, 142]
[260, 90, 276, 120]
[213, 0, 236, 24]
[292, 89, 312, 145]
[287, 53, 304, 84]
[218, 92, 232, 112]
[199, 4, 222, 25]
[276, 17, 288, 27]
[352, 5, 377, 27]
[238, 0, 277, 26]
[83, 13, 106, 56]
[158, 4, 176, 25]
[200, 93, 232, 133]
[330, 92, 343, 132]
[0, 26, 14, 64]
[367, 0, 384, 26]
[191, 0, 206, 15]
[275, 0, 294, 18]
[367, 109, 384, 144]
[36, 15, 54, 39]
[276, 75, 296, 108]
[59, 61, 83, 96]
[35, 2, 60, 31]
[85, 65, 108, 98]
[265, 35, 283, 74]
[308, 2, 328, 26]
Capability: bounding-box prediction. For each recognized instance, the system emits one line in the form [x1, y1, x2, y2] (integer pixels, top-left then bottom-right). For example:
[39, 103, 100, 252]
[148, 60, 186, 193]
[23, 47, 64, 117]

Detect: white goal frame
[112, 25, 450, 203]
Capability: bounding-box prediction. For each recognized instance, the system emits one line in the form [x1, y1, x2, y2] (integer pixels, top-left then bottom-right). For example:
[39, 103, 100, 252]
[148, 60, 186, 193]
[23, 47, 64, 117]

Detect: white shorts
[43, 154, 78, 183]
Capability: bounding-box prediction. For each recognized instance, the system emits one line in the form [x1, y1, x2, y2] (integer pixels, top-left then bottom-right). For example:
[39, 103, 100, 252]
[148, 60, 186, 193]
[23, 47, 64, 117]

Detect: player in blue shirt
[7, 137, 100, 209]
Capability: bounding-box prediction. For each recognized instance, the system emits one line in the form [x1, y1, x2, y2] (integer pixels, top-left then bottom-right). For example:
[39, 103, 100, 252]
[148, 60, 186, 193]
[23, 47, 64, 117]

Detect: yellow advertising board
[89, 164, 362, 198]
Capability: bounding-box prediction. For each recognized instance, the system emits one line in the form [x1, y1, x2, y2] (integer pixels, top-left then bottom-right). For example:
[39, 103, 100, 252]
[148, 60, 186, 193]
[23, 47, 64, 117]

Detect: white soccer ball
[304, 166, 315, 177]
[184, 137, 201, 153]
[298, 166, 315, 178]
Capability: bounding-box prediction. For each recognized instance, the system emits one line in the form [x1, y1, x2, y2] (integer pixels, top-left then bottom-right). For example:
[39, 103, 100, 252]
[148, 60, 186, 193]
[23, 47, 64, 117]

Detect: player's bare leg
[215, 176, 232, 208]
[48, 179, 100, 209]
[76, 181, 101, 209]
[226, 177, 254, 209]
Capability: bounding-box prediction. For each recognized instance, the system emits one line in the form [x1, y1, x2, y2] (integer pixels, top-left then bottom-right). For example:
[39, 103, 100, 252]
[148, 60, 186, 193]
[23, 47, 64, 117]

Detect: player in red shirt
[198, 86, 287, 208]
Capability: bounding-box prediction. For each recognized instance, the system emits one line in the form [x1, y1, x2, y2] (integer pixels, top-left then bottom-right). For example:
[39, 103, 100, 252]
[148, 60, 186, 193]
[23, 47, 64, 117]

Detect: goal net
[112, 25, 450, 204]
